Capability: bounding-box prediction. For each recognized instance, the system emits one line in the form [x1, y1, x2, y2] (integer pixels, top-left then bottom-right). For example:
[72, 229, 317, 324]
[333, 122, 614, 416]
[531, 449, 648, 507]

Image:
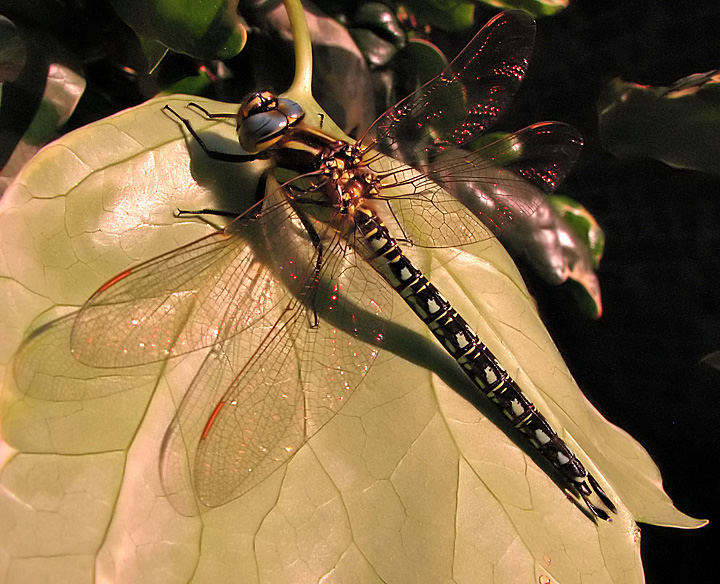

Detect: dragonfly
[16, 10, 616, 520]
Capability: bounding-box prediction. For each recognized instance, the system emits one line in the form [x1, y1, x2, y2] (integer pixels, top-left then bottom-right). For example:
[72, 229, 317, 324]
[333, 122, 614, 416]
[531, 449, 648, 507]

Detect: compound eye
[238, 109, 290, 153]
[276, 98, 305, 126]
[236, 94, 306, 153]
[239, 90, 278, 120]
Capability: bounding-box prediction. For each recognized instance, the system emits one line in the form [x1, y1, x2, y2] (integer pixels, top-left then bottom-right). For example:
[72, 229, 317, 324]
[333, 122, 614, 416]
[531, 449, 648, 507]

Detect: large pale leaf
[0, 95, 704, 584]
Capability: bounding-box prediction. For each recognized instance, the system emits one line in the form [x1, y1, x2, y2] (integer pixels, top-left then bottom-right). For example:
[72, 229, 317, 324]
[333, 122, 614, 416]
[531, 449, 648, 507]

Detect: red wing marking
[201, 401, 227, 440]
[97, 269, 132, 292]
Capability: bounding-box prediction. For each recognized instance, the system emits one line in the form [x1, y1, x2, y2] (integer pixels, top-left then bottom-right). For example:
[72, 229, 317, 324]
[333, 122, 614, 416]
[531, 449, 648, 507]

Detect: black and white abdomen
[353, 202, 617, 520]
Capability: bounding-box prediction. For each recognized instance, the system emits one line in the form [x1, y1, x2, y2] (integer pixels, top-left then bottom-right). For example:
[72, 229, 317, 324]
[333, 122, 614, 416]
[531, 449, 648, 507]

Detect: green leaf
[108, 0, 247, 60]
[0, 96, 705, 583]
[548, 195, 605, 269]
[401, 0, 476, 31]
[478, 0, 570, 18]
[547, 194, 606, 318]
[599, 72, 720, 175]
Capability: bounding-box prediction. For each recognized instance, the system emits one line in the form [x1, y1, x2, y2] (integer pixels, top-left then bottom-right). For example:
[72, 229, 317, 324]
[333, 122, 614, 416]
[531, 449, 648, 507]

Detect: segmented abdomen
[354, 203, 616, 520]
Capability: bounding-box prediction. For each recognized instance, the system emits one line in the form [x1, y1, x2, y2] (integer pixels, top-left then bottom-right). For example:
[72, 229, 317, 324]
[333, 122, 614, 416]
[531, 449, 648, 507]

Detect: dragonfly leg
[383, 199, 414, 245]
[287, 203, 325, 328]
[309, 242, 324, 328]
[175, 165, 271, 224]
[164, 105, 260, 163]
[176, 208, 240, 219]
[187, 102, 236, 120]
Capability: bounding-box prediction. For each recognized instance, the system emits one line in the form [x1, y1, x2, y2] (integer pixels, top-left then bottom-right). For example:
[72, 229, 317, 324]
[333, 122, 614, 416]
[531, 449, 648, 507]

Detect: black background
[479, 0, 720, 581]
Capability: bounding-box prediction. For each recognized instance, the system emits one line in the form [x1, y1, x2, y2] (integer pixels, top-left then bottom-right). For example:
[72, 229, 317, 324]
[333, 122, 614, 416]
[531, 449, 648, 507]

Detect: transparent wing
[364, 10, 536, 163]
[159, 207, 392, 513]
[13, 311, 161, 401]
[69, 191, 312, 368]
[371, 122, 583, 248]
[160, 302, 310, 514]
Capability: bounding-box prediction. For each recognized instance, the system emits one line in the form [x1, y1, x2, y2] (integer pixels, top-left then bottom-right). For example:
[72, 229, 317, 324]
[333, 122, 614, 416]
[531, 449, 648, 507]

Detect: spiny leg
[289, 203, 325, 328]
[164, 105, 259, 163]
[176, 209, 240, 219]
[186, 102, 236, 120]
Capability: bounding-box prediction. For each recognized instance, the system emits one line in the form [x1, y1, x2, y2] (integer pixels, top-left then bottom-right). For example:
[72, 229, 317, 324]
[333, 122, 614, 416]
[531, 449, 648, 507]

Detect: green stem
[284, 0, 313, 96]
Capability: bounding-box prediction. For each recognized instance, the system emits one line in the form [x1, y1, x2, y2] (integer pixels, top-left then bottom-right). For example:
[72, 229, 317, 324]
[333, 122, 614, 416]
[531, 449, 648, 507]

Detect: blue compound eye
[237, 92, 305, 153]
[276, 98, 305, 126]
[239, 109, 291, 153]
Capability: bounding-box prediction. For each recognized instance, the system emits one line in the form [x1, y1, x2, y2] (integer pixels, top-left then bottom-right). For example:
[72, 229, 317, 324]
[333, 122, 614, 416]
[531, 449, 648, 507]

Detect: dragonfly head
[236, 90, 305, 154]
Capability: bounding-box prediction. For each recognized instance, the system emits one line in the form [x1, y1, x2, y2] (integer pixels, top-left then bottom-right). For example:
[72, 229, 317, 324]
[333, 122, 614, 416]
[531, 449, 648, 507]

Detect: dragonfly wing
[374, 122, 583, 248]
[70, 192, 311, 368]
[365, 10, 535, 163]
[160, 226, 391, 513]
[299, 226, 392, 433]
[14, 311, 162, 401]
[160, 300, 309, 513]
[488, 121, 585, 193]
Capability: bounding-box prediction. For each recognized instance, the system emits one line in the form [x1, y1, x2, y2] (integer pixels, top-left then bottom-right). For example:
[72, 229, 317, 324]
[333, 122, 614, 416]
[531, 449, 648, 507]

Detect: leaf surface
[0, 95, 704, 584]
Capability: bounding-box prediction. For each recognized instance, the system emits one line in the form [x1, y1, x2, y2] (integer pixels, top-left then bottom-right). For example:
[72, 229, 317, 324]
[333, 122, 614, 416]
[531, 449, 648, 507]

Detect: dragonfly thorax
[316, 142, 380, 214]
